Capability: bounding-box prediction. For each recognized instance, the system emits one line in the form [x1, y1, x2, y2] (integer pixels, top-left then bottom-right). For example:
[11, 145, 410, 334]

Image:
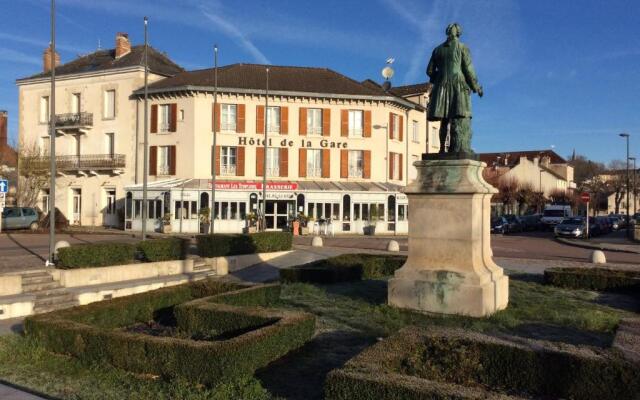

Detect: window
[102, 89, 115, 118]
[212, 201, 247, 220]
[266, 147, 280, 176]
[391, 114, 400, 139]
[391, 153, 401, 180]
[40, 136, 50, 155]
[221, 104, 237, 131]
[174, 201, 198, 219]
[106, 190, 116, 215]
[307, 108, 322, 136]
[39, 96, 49, 123]
[412, 120, 419, 143]
[348, 150, 364, 178]
[71, 93, 81, 114]
[158, 146, 171, 175]
[348, 110, 363, 137]
[221, 146, 237, 175]
[266, 106, 280, 133]
[159, 104, 171, 132]
[307, 149, 322, 177]
[41, 190, 50, 214]
[179, 109, 184, 121]
[430, 126, 439, 147]
[105, 133, 115, 156]
[398, 204, 407, 221]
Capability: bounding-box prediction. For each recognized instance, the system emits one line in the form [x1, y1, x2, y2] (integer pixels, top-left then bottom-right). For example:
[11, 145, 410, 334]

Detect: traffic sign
[0, 179, 7, 193]
[580, 192, 590, 203]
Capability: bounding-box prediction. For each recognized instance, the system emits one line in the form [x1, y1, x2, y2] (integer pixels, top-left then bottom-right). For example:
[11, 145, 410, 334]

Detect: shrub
[325, 326, 640, 400]
[544, 267, 640, 291]
[138, 237, 189, 262]
[196, 232, 292, 257]
[24, 281, 315, 388]
[280, 254, 406, 283]
[56, 242, 136, 269]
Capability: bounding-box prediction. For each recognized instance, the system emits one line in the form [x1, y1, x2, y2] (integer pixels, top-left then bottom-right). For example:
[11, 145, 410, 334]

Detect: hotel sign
[238, 137, 348, 149]
[210, 181, 298, 191]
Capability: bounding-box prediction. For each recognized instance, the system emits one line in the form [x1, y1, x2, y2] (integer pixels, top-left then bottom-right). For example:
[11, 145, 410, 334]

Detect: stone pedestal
[388, 159, 508, 317]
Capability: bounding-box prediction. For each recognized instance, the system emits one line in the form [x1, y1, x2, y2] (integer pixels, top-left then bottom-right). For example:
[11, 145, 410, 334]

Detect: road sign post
[581, 192, 590, 239]
[0, 192, 5, 234]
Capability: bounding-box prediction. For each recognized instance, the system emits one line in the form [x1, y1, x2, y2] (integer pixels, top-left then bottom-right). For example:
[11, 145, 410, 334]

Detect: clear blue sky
[1, 0, 639, 164]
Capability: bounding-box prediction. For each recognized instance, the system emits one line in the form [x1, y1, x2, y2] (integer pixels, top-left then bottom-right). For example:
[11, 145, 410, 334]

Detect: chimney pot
[43, 46, 60, 73]
[115, 32, 131, 59]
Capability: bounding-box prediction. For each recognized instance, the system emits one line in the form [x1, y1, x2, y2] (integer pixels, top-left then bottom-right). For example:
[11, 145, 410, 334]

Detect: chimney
[115, 32, 131, 59]
[43, 46, 60, 73]
[0, 111, 7, 147]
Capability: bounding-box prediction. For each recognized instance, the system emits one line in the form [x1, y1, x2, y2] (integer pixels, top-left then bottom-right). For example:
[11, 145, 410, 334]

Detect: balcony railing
[28, 154, 125, 171]
[220, 164, 237, 176]
[266, 166, 280, 176]
[55, 112, 93, 128]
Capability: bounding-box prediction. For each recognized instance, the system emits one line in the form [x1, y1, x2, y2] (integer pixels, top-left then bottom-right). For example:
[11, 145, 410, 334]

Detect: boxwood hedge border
[280, 254, 406, 283]
[543, 267, 640, 291]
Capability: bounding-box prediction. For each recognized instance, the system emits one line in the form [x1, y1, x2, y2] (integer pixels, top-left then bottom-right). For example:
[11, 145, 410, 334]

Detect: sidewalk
[556, 236, 640, 254]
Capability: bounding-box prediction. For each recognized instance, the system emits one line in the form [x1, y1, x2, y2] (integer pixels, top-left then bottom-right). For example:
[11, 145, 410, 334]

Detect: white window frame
[412, 120, 419, 143]
[39, 96, 49, 124]
[348, 150, 364, 178]
[266, 106, 280, 134]
[307, 108, 322, 136]
[159, 104, 171, 133]
[348, 110, 363, 138]
[105, 132, 115, 156]
[221, 146, 237, 176]
[221, 104, 237, 131]
[103, 90, 116, 119]
[158, 146, 171, 175]
[41, 190, 50, 214]
[71, 93, 81, 114]
[307, 149, 322, 177]
[266, 147, 280, 176]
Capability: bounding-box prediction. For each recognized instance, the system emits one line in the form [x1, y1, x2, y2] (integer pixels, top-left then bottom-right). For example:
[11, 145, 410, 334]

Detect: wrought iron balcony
[54, 112, 93, 128]
[28, 154, 125, 172]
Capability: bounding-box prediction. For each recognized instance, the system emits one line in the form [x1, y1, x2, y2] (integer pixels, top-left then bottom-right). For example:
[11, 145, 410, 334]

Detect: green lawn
[0, 272, 636, 400]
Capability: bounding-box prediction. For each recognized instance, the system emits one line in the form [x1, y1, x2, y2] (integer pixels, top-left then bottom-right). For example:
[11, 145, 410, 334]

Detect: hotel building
[17, 33, 439, 234]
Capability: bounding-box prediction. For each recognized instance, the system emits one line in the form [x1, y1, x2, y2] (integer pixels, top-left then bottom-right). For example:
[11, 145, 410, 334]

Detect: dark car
[586, 216, 601, 236]
[521, 214, 542, 231]
[608, 216, 622, 231]
[595, 216, 612, 234]
[554, 217, 587, 238]
[503, 215, 525, 233]
[491, 216, 510, 234]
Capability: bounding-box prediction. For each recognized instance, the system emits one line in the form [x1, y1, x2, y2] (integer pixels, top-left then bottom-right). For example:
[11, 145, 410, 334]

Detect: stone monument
[388, 23, 508, 317]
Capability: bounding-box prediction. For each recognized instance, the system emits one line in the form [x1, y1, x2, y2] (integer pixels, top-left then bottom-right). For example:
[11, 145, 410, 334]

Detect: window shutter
[280, 106, 288, 134]
[389, 113, 395, 140]
[363, 150, 371, 179]
[237, 104, 245, 133]
[399, 153, 403, 181]
[169, 145, 176, 175]
[213, 146, 221, 176]
[389, 152, 394, 181]
[322, 149, 330, 178]
[340, 149, 348, 178]
[322, 108, 331, 136]
[236, 146, 245, 176]
[150, 105, 158, 133]
[364, 110, 372, 137]
[299, 108, 307, 136]
[213, 103, 220, 132]
[256, 105, 265, 134]
[149, 146, 157, 175]
[299, 148, 307, 178]
[279, 148, 288, 177]
[256, 147, 264, 176]
[340, 110, 348, 137]
[170, 103, 177, 132]
[399, 115, 404, 142]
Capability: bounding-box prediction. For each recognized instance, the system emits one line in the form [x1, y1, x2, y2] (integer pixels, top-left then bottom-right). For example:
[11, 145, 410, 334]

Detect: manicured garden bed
[196, 232, 292, 257]
[544, 267, 640, 291]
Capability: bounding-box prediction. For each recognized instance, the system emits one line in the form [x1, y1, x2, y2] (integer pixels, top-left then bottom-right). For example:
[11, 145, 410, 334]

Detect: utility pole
[47, 0, 57, 266]
[141, 16, 149, 240]
[261, 68, 269, 231]
[210, 45, 218, 234]
[619, 133, 630, 237]
[630, 156, 637, 216]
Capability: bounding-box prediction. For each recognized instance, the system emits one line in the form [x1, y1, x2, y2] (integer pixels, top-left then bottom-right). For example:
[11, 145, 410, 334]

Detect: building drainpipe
[405, 109, 410, 187]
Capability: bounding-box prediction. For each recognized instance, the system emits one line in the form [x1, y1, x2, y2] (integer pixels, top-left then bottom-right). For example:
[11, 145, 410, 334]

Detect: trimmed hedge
[544, 267, 640, 291]
[138, 237, 189, 262]
[196, 232, 292, 257]
[25, 281, 315, 387]
[280, 254, 406, 283]
[56, 242, 136, 269]
[325, 326, 640, 400]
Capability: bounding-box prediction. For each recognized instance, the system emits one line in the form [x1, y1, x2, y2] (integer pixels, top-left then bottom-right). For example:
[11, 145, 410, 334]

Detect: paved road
[294, 232, 640, 265]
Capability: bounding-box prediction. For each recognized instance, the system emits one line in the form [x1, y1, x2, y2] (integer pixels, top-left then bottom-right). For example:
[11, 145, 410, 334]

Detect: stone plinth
[388, 159, 508, 317]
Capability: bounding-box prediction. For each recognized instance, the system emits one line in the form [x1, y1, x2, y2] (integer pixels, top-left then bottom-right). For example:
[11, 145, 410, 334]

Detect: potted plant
[295, 213, 310, 235]
[364, 206, 378, 235]
[199, 207, 211, 234]
[161, 213, 172, 234]
[247, 212, 258, 233]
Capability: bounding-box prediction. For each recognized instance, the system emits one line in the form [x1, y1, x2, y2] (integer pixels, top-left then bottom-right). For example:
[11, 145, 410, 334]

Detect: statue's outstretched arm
[461, 46, 482, 95]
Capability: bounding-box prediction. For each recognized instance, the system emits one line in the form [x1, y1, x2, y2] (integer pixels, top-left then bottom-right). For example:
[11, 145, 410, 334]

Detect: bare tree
[516, 183, 535, 215]
[16, 140, 49, 208]
[606, 160, 627, 214]
[498, 178, 519, 214]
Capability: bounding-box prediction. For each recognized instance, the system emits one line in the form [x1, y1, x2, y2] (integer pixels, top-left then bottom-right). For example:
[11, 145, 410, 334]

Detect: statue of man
[427, 23, 483, 157]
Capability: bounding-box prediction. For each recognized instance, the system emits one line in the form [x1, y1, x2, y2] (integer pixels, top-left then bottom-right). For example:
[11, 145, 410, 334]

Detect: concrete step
[34, 292, 75, 307]
[33, 300, 78, 314]
[193, 263, 212, 272]
[22, 280, 62, 293]
[21, 272, 55, 285]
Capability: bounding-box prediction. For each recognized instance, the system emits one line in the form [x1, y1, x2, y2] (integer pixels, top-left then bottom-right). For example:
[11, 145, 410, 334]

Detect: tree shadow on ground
[256, 330, 375, 400]
[594, 292, 640, 313]
[321, 279, 388, 305]
[502, 323, 614, 348]
[505, 271, 544, 284]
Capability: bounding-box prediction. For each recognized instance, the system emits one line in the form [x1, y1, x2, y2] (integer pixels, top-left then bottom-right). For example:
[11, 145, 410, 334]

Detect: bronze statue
[427, 23, 483, 157]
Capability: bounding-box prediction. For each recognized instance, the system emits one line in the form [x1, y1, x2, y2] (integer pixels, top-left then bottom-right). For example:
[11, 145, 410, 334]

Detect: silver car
[1, 207, 40, 230]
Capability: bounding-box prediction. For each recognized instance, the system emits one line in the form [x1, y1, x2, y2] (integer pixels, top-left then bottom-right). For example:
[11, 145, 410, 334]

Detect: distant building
[0, 110, 17, 205]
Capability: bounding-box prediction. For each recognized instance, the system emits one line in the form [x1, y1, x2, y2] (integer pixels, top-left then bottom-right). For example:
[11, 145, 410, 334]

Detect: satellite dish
[382, 66, 394, 80]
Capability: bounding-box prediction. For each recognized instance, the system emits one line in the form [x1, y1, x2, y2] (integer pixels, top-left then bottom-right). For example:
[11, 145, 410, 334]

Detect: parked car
[503, 215, 525, 233]
[521, 214, 542, 231]
[586, 216, 601, 236]
[1, 207, 40, 230]
[554, 217, 587, 238]
[491, 216, 510, 234]
[595, 216, 612, 234]
[608, 216, 622, 231]
[540, 205, 573, 229]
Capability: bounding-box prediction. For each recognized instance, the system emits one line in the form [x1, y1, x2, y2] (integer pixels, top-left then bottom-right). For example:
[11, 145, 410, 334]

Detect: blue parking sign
[0, 180, 7, 193]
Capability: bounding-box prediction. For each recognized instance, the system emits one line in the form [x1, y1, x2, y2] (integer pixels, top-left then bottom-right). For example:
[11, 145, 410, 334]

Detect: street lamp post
[619, 133, 630, 237]
[141, 16, 149, 241]
[261, 68, 269, 231]
[48, 0, 57, 266]
[630, 156, 637, 216]
[210, 45, 218, 234]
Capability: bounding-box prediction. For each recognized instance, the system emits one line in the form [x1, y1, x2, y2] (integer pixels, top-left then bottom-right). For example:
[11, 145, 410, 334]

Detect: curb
[555, 237, 640, 254]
